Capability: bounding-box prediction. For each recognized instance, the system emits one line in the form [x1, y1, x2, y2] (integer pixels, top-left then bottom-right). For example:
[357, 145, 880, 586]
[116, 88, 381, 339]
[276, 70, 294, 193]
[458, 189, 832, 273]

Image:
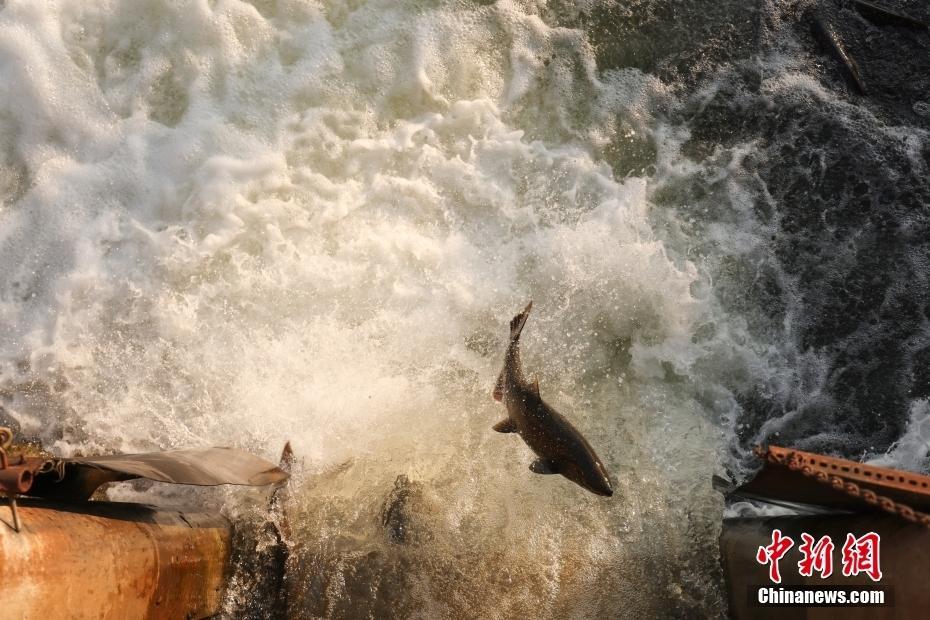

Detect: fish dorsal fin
[531, 376, 539, 397]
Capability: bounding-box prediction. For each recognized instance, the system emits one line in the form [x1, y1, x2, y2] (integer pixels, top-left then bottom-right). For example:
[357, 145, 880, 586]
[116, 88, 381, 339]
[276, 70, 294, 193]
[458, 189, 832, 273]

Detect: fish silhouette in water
[492, 302, 613, 497]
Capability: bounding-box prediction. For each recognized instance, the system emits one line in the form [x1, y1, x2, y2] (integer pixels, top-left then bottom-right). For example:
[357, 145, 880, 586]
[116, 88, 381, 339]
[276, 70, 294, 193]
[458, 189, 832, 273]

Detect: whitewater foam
[0, 0, 798, 616]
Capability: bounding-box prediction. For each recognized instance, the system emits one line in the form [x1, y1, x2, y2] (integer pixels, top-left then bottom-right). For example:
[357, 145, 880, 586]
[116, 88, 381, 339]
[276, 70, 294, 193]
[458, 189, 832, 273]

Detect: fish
[492, 302, 614, 497]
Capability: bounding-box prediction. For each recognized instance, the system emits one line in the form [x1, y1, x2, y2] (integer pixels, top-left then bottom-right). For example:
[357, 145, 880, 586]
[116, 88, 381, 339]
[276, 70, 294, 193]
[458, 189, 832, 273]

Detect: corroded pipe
[1, 499, 231, 619]
[0, 465, 33, 494]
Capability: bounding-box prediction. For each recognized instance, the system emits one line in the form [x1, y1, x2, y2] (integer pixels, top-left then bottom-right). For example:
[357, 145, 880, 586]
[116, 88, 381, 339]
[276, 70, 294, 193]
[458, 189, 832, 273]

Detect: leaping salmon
[492, 302, 614, 497]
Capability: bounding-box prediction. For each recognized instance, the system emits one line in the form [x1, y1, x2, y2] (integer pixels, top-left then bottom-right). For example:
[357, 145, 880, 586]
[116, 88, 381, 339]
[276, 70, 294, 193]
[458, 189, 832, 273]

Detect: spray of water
[0, 0, 827, 616]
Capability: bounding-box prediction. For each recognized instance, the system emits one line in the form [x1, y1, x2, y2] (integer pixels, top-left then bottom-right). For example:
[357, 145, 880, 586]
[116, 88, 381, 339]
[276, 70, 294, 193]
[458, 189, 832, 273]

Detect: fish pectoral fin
[531, 376, 539, 398]
[529, 458, 559, 475]
[493, 419, 518, 433]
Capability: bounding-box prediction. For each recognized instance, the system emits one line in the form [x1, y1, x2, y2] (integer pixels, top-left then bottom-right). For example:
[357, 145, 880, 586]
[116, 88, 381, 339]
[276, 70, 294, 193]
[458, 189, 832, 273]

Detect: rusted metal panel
[735, 445, 930, 512]
[721, 513, 926, 619]
[722, 447, 930, 618]
[0, 499, 230, 619]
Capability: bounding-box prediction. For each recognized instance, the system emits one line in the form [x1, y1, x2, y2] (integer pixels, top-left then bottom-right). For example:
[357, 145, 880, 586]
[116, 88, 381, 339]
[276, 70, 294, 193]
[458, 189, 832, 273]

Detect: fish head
[561, 458, 614, 497]
[587, 475, 614, 497]
[582, 460, 614, 497]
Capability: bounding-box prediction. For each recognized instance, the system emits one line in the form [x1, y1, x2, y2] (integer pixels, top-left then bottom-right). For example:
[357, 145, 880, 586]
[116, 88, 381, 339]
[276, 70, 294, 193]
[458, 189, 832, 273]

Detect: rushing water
[1, 0, 929, 617]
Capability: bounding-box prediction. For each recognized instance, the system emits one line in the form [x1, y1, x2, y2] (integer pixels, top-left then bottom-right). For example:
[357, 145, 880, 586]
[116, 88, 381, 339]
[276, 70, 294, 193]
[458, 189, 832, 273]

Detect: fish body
[492, 302, 613, 497]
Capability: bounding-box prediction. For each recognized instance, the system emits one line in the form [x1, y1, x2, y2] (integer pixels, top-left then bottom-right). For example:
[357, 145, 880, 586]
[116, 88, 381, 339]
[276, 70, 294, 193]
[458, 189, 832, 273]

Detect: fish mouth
[590, 471, 614, 497]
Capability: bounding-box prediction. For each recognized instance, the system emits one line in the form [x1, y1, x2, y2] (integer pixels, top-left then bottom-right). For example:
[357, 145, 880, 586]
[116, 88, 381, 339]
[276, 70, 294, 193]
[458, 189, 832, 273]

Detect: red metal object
[0, 427, 34, 495]
[738, 445, 930, 513]
[0, 452, 33, 494]
[0, 428, 37, 532]
[0, 428, 287, 617]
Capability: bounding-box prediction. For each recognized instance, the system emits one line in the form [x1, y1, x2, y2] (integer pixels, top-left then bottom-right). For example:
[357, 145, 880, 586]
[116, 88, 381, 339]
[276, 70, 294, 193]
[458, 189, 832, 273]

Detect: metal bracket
[0, 427, 35, 532]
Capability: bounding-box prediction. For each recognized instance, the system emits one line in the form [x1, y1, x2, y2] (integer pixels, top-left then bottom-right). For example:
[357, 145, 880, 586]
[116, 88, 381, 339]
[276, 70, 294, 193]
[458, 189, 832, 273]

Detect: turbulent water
[1, 0, 929, 617]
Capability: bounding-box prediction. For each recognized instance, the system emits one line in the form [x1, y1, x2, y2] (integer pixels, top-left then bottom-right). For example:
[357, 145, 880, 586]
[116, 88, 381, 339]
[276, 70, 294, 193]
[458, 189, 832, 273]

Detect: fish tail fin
[509, 301, 533, 342]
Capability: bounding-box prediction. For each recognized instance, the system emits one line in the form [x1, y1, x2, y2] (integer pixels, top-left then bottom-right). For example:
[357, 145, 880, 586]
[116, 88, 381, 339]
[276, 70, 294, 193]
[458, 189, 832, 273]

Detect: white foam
[0, 0, 740, 614]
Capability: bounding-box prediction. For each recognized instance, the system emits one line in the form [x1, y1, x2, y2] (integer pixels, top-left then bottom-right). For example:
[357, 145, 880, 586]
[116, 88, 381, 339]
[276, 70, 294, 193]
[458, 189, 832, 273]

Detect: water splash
[0, 0, 810, 616]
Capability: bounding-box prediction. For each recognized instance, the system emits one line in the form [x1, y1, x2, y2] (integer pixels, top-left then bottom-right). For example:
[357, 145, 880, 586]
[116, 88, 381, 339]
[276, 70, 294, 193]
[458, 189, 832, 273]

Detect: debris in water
[853, 0, 929, 30]
[810, 11, 868, 94]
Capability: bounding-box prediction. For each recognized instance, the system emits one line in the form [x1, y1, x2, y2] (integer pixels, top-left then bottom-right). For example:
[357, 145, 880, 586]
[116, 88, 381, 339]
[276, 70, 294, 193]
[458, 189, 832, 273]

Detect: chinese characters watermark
[756, 531, 882, 583]
[841, 532, 882, 581]
[756, 529, 794, 583]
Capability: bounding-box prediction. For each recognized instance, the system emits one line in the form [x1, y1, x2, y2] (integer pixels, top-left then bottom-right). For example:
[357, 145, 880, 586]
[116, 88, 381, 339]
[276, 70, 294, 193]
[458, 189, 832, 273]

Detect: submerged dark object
[810, 11, 867, 94]
[492, 302, 613, 497]
[380, 474, 422, 544]
[853, 0, 929, 30]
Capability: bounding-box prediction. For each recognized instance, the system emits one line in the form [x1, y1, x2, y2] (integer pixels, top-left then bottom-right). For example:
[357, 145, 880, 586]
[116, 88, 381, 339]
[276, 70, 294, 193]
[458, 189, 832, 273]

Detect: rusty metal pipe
[0, 465, 33, 494]
[0, 443, 35, 534]
[1, 499, 231, 619]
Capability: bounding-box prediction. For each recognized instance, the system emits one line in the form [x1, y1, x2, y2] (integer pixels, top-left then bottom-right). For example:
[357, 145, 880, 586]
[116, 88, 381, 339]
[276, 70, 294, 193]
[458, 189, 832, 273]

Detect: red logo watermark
[756, 529, 794, 583]
[798, 533, 834, 578]
[841, 532, 882, 581]
[756, 531, 882, 583]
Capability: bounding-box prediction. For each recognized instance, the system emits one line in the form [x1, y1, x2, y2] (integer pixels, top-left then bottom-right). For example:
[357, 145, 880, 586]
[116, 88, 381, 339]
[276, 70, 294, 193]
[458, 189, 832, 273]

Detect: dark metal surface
[722, 513, 924, 619]
[853, 0, 928, 29]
